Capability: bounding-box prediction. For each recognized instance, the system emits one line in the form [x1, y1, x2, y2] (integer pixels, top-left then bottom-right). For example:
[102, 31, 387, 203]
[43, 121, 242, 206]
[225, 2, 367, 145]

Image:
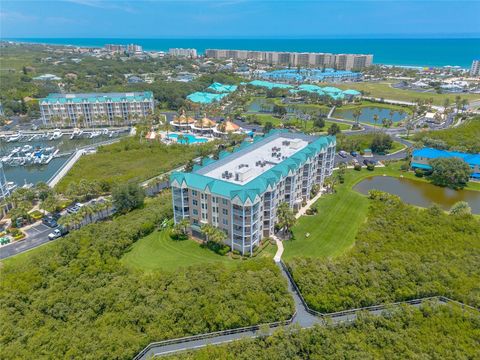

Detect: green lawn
[283, 160, 480, 260]
[284, 168, 370, 260]
[245, 113, 351, 131]
[328, 82, 480, 106]
[121, 229, 276, 272]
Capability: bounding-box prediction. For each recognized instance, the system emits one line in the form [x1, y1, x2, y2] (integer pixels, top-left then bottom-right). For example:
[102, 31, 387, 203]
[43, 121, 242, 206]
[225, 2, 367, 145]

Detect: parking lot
[0, 221, 57, 260]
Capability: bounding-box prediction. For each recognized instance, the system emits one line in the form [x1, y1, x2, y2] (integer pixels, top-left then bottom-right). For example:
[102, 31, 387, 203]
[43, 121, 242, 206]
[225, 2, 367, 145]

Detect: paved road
[0, 222, 56, 259]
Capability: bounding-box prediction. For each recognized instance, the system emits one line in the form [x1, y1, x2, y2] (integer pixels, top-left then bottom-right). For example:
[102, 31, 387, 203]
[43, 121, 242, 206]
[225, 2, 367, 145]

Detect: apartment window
[222, 219, 228, 226]
[193, 209, 198, 215]
[201, 203, 208, 210]
[192, 190, 197, 196]
[222, 209, 228, 215]
[222, 199, 228, 205]
[192, 200, 198, 206]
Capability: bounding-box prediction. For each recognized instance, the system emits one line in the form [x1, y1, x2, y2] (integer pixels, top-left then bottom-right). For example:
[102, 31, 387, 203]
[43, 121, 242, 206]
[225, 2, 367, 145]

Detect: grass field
[246, 114, 351, 131]
[56, 137, 217, 192]
[329, 82, 480, 106]
[121, 229, 276, 271]
[283, 168, 370, 260]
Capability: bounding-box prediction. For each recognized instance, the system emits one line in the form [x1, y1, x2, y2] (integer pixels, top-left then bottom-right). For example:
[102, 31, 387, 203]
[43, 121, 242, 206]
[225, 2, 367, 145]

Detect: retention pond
[354, 176, 480, 214]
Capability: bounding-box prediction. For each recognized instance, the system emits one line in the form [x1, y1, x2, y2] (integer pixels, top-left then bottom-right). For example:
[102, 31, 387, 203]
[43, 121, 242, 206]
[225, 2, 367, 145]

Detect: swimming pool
[168, 133, 208, 144]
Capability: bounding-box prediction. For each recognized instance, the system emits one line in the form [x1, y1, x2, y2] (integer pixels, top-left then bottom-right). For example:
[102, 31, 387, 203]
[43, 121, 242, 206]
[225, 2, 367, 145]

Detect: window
[193, 209, 198, 215]
[222, 209, 228, 215]
[222, 218, 228, 225]
[222, 199, 228, 205]
[192, 190, 197, 196]
[192, 200, 198, 206]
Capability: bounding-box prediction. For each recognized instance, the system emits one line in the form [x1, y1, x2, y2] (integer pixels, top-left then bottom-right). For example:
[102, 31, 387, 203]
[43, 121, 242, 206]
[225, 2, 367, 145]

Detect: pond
[354, 176, 480, 214]
[334, 107, 408, 124]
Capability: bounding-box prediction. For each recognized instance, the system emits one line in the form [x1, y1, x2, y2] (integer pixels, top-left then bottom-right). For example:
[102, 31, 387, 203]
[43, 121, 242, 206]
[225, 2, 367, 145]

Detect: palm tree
[352, 108, 362, 127]
[389, 110, 395, 124]
[373, 114, 379, 132]
[276, 202, 296, 239]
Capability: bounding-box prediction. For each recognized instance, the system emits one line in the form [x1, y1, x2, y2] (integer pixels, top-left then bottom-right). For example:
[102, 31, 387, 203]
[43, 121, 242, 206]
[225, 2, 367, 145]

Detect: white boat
[22, 145, 33, 152]
[70, 128, 82, 139]
[6, 181, 17, 192]
[49, 130, 63, 140]
[6, 133, 21, 142]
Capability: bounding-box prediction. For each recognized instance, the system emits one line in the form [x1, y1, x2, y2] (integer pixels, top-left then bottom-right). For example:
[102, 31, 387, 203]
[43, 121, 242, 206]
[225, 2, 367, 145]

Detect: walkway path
[273, 235, 283, 262]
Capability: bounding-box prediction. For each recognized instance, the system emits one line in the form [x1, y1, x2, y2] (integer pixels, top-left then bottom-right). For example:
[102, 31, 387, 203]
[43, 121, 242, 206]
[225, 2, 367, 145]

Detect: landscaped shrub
[366, 163, 375, 171]
[354, 164, 362, 171]
[415, 168, 425, 177]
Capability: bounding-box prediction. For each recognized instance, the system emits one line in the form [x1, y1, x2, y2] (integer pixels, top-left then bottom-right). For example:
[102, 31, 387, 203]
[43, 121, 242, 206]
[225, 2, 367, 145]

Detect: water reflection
[335, 107, 407, 124]
[354, 176, 480, 214]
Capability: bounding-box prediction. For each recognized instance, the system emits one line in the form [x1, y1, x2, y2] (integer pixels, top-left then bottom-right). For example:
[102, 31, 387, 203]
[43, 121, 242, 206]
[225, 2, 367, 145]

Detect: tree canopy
[429, 157, 471, 190]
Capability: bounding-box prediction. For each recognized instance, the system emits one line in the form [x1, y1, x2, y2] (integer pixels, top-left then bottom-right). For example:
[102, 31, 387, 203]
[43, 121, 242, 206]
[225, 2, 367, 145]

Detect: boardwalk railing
[280, 260, 479, 319]
[133, 261, 479, 359]
[133, 312, 297, 360]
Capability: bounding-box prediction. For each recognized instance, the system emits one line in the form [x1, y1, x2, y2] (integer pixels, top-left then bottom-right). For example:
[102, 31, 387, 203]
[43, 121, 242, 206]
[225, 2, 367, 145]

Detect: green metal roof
[170, 130, 335, 203]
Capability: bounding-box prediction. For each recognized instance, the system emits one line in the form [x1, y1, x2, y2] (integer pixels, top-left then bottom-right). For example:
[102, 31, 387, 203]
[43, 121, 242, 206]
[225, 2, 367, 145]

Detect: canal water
[334, 107, 408, 124]
[0, 135, 125, 186]
[354, 176, 480, 214]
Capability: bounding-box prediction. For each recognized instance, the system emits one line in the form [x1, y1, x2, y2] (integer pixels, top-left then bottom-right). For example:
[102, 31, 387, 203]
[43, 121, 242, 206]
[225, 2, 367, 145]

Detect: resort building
[39, 91, 154, 127]
[170, 131, 336, 254]
[411, 148, 480, 179]
[169, 48, 198, 58]
[470, 60, 480, 77]
[205, 49, 373, 70]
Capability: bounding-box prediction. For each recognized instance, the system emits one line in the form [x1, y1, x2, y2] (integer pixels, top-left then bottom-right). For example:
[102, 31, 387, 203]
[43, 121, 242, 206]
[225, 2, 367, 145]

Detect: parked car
[363, 159, 375, 166]
[350, 151, 358, 157]
[42, 216, 58, 228]
[48, 227, 68, 240]
[338, 150, 348, 158]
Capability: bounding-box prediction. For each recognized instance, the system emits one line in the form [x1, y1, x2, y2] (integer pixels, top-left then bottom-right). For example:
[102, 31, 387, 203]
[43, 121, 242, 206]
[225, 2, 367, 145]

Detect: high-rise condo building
[39, 92, 154, 127]
[170, 131, 336, 255]
[470, 60, 480, 76]
[205, 49, 373, 70]
[168, 48, 198, 58]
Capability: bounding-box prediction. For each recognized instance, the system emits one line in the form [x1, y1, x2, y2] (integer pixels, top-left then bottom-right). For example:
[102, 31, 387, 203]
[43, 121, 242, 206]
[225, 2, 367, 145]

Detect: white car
[48, 229, 62, 240]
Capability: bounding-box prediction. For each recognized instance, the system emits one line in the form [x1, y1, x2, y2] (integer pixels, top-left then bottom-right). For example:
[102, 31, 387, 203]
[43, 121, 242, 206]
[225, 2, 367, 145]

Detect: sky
[1, 0, 480, 38]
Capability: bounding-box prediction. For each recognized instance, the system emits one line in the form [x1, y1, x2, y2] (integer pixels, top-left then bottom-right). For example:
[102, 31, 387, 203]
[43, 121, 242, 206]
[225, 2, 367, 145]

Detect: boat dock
[0, 127, 130, 143]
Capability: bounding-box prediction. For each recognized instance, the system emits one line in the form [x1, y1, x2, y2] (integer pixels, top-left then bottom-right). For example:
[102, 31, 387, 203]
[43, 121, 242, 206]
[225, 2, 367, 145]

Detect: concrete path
[273, 235, 283, 263]
[295, 190, 324, 219]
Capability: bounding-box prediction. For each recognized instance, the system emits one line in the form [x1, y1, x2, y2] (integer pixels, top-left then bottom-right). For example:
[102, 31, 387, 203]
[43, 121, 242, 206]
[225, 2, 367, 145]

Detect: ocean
[8, 38, 480, 68]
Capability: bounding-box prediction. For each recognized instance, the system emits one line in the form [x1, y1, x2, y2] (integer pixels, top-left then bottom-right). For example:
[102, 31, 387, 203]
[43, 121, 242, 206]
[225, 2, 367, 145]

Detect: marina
[0, 128, 129, 187]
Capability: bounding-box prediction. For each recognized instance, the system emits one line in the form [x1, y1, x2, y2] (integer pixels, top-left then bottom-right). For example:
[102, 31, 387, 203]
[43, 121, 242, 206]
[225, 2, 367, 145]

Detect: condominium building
[104, 44, 126, 53]
[170, 131, 336, 255]
[169, 48, 198, 58]
[39, 92, 154, 127]
[205, 49, 373, 70]
[127, 44, 143, 55]
[470, 60, 480, 77]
